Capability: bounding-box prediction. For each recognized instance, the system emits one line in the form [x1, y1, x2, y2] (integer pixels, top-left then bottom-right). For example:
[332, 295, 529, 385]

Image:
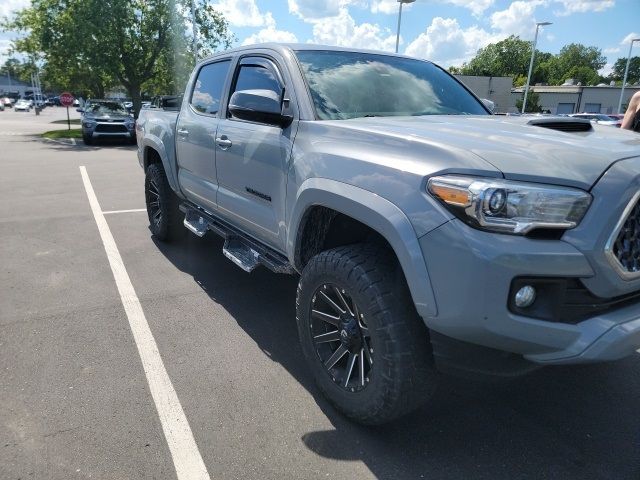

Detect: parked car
[14, 100, 31, 112]
[0, 101, 4, 112]
[80, 99, 136, 145]
[570, 113, 621, 127]
[1, 97, 13, 107]
[137, 44, 640, 425]
[608, 114, 625, 121]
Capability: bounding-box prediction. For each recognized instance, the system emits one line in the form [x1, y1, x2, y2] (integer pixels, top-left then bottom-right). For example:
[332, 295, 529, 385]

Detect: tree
[515, 90, 542, 113]
[3, 0, 233, 114]
[458, 35, 533, 78]
[452, 37, 606, 87]
[546, 43, 606, 85]
[608, 56, 640, 85]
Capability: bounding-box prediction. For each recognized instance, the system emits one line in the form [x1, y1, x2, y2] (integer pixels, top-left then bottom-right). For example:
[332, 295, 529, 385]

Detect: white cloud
[211, 0, 270, 27]
[621, 32, 640, 45]
[405, 17, 498, 67]
[441, 0, 495, 16]
[599, 62, 614, 77]
[552, 0, 615, 16]
[0, 0, 30, 18]
[241, 26, 298, 46]
[311, 8, 397, 51]
[370, 0, 410, 15]
[288, 0, 342, 20]
[604, 47, 621, 54]
[490, 1, 547, 37]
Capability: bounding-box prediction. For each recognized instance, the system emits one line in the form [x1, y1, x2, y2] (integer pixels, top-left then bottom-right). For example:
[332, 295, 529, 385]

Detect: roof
[0, 73, 30, 88]
[198, 42, 433, 64]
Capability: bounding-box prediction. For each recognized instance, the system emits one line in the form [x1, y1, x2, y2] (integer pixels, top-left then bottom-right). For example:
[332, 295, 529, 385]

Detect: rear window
[191, 60, 231, 115]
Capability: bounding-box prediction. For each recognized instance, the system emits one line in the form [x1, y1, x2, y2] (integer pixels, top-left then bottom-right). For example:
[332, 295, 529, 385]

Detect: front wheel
[145, 163, 184, 242]
[296, 243, 438, 425]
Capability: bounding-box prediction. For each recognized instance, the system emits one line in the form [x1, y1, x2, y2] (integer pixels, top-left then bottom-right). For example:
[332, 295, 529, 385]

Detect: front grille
[612, 198, 640, 273]
[95, 123, 128, 133]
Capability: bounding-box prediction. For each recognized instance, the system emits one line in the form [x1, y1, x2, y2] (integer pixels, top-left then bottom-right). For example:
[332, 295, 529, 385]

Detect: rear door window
[190, 60, 231, 115]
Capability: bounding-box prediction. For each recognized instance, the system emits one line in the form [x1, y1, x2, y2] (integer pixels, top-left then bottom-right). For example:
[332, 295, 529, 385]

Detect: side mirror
[481, 98, 495, 113]
[228, 89, 292, 127]
[76, 108, 84, 113]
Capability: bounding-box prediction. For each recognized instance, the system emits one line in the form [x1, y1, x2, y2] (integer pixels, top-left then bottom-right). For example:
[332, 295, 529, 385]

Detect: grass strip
[42, 128, 83, 139]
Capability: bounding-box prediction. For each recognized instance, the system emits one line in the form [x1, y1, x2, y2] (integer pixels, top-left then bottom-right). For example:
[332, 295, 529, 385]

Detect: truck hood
[332, 115, 640, 190]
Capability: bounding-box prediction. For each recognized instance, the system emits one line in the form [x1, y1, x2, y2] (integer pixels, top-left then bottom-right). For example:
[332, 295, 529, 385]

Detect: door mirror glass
[229, 89, 292, 127]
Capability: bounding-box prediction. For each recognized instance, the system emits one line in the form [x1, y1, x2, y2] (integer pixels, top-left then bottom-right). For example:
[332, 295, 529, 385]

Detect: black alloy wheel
[310, 283, 373, 392]
[297, 243, 438, 425]
[144, 163, 184, 241]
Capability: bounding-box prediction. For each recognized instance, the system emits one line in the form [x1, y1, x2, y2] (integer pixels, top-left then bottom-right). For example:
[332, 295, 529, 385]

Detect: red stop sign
[60, 92, 75, 107]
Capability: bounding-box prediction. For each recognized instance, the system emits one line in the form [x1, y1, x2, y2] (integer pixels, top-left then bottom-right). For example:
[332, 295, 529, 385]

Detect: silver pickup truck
[137, 43, 640, 424]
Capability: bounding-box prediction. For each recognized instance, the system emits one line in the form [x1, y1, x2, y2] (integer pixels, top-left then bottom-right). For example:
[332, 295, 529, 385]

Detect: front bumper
[84, 122, 134, 139]
[419, 218, 640, 365]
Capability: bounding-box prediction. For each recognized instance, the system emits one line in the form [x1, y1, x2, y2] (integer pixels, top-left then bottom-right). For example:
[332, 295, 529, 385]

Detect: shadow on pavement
[153, 231, 640, 480]
[33, 133, 137, 151]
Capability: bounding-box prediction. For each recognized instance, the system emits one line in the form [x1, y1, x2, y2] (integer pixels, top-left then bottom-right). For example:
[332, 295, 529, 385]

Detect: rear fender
[142, 135, 179, 193]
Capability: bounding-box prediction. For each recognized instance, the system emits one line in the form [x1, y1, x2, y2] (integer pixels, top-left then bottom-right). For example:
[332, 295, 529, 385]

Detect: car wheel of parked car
[82, 134, 93, 145]
[145, 163, 184, 242]
[296, 243, 438, 425]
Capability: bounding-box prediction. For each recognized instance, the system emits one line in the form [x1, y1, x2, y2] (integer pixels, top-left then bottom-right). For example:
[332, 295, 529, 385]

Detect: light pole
[522, 21, 552, 113]
[617, 38, 640, 114]
[395, 0, 416, 54]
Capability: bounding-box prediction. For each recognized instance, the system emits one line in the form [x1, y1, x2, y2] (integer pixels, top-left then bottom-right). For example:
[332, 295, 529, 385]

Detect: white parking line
[102, 208, 147, 215]
[79, 166, 211, 480]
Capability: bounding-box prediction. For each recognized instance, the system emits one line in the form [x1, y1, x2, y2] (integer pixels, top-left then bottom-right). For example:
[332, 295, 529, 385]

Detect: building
[454, 75, 513, 113]
[510, 83, 640, 115]
[0, 73, 38, 98]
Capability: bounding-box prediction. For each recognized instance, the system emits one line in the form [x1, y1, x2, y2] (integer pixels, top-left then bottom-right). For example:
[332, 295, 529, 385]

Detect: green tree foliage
[453, 36, 607, 87]
[546, 43, 606, 85]
[608, 56, 640, 85]
[3, 0, 233, 114]
[457, 35, 533, 78]
[515, 90, 542, 113]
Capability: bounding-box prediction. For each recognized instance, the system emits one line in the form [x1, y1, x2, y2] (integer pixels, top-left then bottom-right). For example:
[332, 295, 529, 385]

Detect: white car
[569, 113, 621, 127]
[14, 100, 31, 112]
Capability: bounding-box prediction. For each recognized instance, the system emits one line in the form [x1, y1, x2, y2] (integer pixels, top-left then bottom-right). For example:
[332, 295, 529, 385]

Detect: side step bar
[181, 203, 295, 275]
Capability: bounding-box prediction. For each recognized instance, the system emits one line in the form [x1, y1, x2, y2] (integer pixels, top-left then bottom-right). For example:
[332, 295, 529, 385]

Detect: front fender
[288, 178, 437, 318]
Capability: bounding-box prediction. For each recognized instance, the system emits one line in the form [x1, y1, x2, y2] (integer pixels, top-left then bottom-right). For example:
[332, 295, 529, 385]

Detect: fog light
[515, 285, 536, 308]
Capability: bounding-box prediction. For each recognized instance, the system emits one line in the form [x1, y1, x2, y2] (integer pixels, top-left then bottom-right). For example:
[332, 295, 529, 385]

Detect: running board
[180, 203, 295, 275]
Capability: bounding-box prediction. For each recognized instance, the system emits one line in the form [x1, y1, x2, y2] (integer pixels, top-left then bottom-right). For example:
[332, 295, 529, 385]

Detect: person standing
[622, 91, 640, 131]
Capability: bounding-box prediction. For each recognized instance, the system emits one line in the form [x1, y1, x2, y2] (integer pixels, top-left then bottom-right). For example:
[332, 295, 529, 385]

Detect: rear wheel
[145, 163, 184, 242]
[296, 243, 438, 425]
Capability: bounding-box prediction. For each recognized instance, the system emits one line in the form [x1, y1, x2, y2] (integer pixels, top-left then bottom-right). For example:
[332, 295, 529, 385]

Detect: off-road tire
[145, 163, 184, 242]
[82, 133, 93, 145]
[296, 243, 438, 425]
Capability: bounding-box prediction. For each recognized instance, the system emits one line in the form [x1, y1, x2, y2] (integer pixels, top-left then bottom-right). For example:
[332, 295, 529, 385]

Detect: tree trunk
[128, 85, 142, 118]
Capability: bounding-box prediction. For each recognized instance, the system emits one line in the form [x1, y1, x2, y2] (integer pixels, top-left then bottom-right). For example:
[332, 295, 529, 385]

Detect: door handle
[177, 128, 189, 137]
[216, 136, 232, 149]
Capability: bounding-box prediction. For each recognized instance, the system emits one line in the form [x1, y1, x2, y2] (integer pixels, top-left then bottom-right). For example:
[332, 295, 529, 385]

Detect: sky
[1, 0, 639, 77]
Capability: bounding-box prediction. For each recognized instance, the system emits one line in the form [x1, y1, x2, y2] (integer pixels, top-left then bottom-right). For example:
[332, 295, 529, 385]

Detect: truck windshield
[294, 50, 488, 120]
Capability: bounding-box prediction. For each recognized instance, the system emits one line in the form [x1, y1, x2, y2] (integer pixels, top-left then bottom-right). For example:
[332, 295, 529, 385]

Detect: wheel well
[295, 206, 394, 270]
[144, 147, 161, 172]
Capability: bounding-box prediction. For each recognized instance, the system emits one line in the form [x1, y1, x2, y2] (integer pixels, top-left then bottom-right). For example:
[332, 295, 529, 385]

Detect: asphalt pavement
[1, 106, 639, 480]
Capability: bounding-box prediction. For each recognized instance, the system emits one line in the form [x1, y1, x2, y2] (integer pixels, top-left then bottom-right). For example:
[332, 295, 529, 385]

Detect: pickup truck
[137, 43, 640, 425]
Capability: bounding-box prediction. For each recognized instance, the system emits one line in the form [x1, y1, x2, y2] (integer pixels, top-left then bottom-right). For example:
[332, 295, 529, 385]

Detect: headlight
[427, 175, 591, 235]
[83, 120, 96, 127]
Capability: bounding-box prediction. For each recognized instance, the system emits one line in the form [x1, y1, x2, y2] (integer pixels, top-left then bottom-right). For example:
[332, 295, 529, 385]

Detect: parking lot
[1, 107, 639, 480]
